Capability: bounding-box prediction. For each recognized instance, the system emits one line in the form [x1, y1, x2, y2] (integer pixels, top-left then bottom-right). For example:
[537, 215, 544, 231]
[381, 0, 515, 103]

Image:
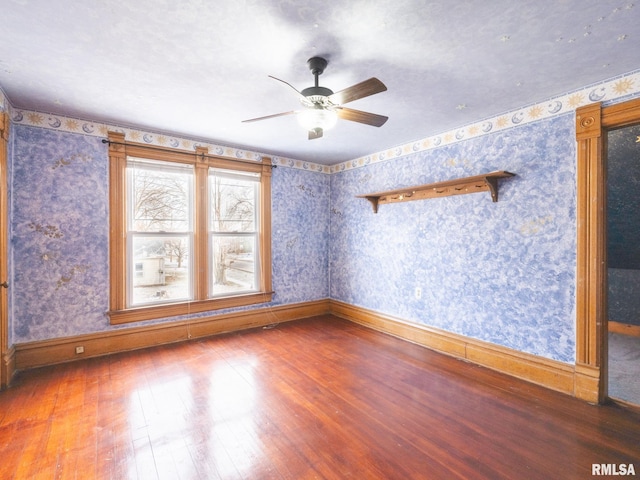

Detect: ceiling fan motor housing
[301, 86, 334, 101]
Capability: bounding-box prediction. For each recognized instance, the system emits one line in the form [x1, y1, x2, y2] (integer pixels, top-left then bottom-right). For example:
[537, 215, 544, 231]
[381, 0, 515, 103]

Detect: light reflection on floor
[209, 358, 260, 479]
[127, 355, 261, 479]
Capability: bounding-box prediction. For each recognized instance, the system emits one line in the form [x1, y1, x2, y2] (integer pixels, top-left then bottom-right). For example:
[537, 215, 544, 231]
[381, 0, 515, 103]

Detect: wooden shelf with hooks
[357, 171, 515, 213]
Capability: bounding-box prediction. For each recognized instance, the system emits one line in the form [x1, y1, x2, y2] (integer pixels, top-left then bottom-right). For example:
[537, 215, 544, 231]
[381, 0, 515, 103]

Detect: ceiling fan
[242, 56, 388, 140]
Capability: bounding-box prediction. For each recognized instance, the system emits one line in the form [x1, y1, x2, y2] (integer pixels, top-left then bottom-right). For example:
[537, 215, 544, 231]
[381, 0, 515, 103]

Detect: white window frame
[126, 158, 195, 307]
[209, 168, 261, 298]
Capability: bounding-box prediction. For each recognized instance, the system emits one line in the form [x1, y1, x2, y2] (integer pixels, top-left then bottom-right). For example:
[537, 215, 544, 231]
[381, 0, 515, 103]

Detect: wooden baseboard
[12, 298, 594, 401]
[15, 299, 331, 371]
[609, 320, 640, 338]
[329, 300, 576, 396]
[573, 363, 601, 403]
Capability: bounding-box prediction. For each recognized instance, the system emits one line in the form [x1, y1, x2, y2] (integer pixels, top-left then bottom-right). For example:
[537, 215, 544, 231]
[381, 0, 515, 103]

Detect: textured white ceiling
[1, 0, 639, 164]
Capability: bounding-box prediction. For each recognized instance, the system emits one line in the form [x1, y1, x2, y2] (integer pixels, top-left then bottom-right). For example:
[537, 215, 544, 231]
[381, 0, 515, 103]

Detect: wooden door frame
[0, 112, 12, 389]
[575, 97, 640, 403]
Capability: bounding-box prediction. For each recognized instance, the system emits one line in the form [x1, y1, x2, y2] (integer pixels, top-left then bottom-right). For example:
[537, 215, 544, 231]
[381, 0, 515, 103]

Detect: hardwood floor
[1, 315, 639, 479]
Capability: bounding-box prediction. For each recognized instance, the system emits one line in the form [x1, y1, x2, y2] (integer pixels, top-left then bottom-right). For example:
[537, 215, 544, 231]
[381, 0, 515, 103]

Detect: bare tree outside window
[210, 171, 259, 295]
[165, 239, 188, 268]
[132, 167, 190, 233]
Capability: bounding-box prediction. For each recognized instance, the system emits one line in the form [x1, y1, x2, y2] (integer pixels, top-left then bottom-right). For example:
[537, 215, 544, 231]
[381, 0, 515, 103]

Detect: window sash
[126, 158, 195, 308]
[208, 168, 261, 299]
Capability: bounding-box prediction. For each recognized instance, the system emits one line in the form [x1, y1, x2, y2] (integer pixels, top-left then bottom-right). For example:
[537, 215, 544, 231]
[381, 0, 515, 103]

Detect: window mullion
[194, 148, 209, 301]
[259, 157, 273, 297]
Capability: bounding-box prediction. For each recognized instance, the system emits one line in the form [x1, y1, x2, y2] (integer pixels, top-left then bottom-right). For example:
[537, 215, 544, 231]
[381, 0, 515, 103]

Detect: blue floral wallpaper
[271, 165, 330, 305]
[5, 118, 15, 347]
[10, 125, 330, 343]
[11, 127, 110, 341]
[9, 114, 578, 364]
[6, 69, 640, 367]
[330, 114, 577, 363]
[11, 126, 109, 342]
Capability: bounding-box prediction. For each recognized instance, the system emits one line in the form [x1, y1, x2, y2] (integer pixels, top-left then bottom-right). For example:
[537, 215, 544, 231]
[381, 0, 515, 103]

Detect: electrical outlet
[75, 346, 85, 354]
[414, 287, 422, 299]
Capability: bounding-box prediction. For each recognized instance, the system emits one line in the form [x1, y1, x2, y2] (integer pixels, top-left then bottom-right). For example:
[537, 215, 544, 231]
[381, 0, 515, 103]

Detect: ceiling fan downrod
[307, 56, 327, 86]
[302, 57, 333, 99]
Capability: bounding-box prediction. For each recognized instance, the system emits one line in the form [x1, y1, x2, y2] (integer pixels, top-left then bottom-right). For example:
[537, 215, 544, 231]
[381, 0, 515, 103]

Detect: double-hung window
[127, 158, 194, 306]
[209, 169, 260, 297]
[108, 132, 272, 324]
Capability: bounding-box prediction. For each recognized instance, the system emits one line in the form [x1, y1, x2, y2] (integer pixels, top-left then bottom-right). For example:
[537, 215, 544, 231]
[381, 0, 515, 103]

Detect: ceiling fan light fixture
[298, 107, 338, 132]
[242, 56, 388, 139]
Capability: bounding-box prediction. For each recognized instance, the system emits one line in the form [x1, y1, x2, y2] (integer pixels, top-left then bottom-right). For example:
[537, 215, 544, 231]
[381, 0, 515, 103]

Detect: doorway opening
[606, 123, 640, 406]
[575, 98, 640, 404]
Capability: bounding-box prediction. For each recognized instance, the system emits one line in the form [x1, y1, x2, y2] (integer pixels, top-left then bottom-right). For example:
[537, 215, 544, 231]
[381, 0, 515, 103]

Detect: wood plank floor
[1, 315, 639, 479]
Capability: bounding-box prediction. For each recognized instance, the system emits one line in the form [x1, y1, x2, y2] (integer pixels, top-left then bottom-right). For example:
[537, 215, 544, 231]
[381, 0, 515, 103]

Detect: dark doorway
[607, 123, 640, 405]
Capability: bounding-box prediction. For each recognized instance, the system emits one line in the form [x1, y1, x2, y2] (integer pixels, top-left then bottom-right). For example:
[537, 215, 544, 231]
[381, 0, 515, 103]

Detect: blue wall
[330, 114, 577, 363]
[271, 162, 330, 305]
[9, 114, 578, 364]
[9, 125, 329, 343]
[11, 127, 109, 341]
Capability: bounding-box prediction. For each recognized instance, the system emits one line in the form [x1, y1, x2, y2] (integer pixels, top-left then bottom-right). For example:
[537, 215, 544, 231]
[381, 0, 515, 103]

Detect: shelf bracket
[364, 196, 381, 213]
[485, 176, 499, 202]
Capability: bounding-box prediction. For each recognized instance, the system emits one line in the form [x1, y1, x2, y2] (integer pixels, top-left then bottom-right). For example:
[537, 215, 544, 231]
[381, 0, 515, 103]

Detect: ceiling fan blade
[328, 77, 387, 105]
[268, 75, 310, 104]
[242, 111, 298, 123]
[308, 128, 323, 140]
[335, 107, 388, 127]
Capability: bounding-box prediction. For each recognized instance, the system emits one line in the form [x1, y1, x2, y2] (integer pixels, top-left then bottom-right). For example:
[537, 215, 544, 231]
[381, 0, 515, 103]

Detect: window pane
[210, 173, 257, 233]
[129, 161, 192, 232]
[211, 235, 256, 296]
[130, 235, 192, 306]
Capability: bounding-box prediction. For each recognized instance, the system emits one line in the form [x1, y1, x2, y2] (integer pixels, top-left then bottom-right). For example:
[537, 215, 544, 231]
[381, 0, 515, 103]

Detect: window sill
[108, 291, 274, 325]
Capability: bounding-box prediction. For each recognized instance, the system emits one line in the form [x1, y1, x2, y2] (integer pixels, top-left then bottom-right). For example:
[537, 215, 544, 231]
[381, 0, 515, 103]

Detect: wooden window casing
[108, 132, 272, 325]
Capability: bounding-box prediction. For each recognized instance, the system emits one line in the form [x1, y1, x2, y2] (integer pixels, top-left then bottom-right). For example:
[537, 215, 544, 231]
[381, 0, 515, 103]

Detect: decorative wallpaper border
[4, 68, 640, 174]
[330, 68, 640, 173]
[6, 107, 329, 172]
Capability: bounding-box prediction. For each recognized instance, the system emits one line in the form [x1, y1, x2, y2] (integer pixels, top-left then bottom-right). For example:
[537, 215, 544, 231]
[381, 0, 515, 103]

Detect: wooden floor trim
[330, 300, 576, 396]
[14, 299, 330, 370]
